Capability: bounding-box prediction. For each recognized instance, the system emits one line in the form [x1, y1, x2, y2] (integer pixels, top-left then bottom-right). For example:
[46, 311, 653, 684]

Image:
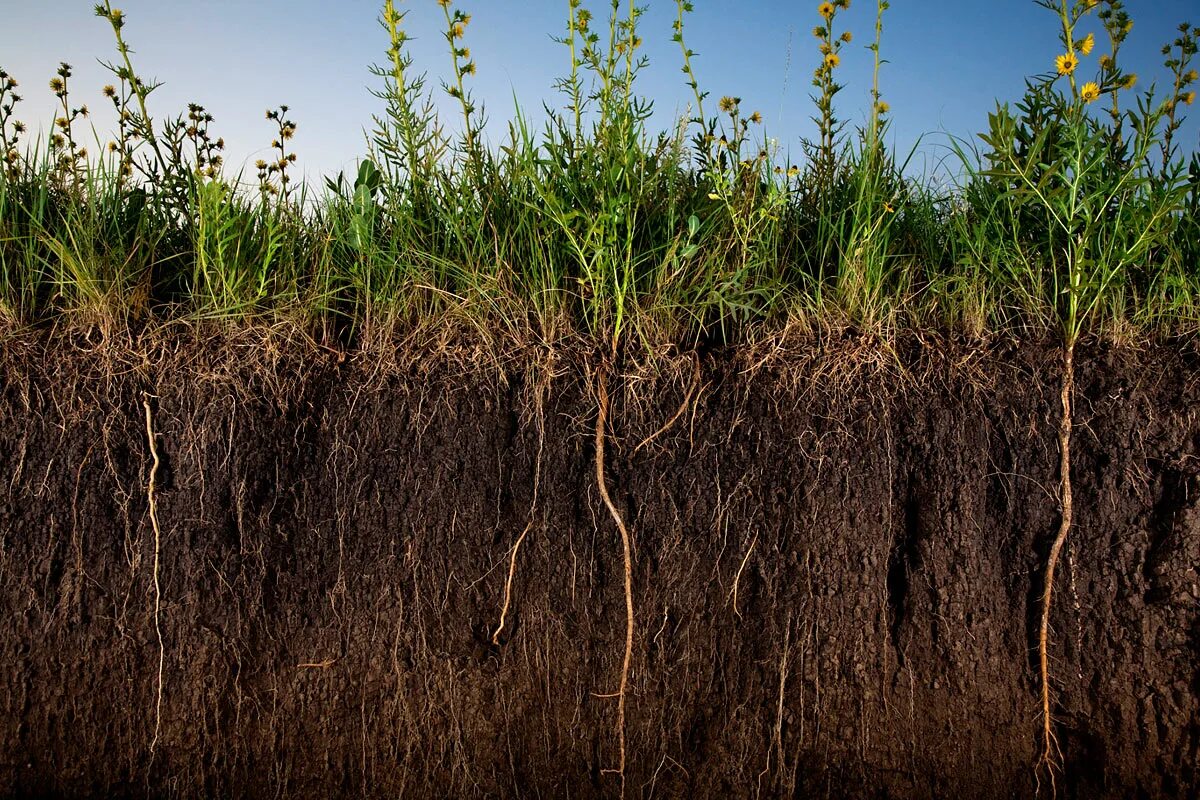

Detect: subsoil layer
[1, 333, 1198, 799]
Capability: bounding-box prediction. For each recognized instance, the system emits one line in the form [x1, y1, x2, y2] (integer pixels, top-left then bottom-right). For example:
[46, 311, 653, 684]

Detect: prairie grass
[0, 0, 1195, 349]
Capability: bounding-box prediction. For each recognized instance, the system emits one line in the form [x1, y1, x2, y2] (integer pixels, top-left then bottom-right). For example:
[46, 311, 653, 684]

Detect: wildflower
[438, 0, 450, 6]
[840, 31, 852, 43]
[255, 159, 268, 170]
[13, 121, 25, 133]
[1080, 82, 1100, 102]
[1099, 54, 1114, 70]
[55, 117, 70, 130]
[718, 96, 739, 113]
[49, 77, 65, 93]
[876, 100, 890, 114]
[1055, 52, 1078, 75]
[825, 52, 840, 68]
[787, 165, 800, 178]
[883, 201, 894, 213]
[813, 26, 825, 38]
[108, 141, 118, 152]
[463, 61, 476, 75]
[103, 84, 116, 98]
[1121, 73, 1136, 89]
[451, 22, 465, 38]
[1185, 69, 1199, 83]
[1080, 33, 1095, 55]
[1184, 91, 1197, 105]
[818, 2, 835, 20]
[750, 111, 762, 124]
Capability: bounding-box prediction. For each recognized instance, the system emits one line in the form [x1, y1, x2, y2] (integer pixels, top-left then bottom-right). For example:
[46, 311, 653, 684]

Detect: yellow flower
[1080, 33, 1094, 56]
[812, 26, 825, 38]
[451, 22, 465, 38]
[437, 0, 450, 6]
[1080, 82, 1100, 103]
[825, 52, 840, 68]
[787, 165, 800, 178]
[1099, 54, 1114, 70]
[1121, 73, 1137, 89]
[1183, 91, 1197, 106]
[1055, 52, 1078, 76]
[749, 111, 763, 124]
[1185, 69, 1199, 83]
[840, 31, 852, 43]
[876, 100, 890, 114]
[463, 61, 476, 75]
[718, 95, 739, 113]
[818, 2, 835, 20]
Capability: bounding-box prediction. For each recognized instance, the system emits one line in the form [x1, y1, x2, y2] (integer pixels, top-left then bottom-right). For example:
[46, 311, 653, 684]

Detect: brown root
[634, 355, 702, 454]
[595, 367, 634, 797]
[1036, 342, 1074, 794]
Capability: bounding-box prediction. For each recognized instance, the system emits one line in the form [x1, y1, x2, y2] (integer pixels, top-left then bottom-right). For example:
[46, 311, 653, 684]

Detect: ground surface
[1, 331, 1197, 798]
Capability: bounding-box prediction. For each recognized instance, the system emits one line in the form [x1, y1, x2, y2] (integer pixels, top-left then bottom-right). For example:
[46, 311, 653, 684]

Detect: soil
[0, 330, 1197, 799]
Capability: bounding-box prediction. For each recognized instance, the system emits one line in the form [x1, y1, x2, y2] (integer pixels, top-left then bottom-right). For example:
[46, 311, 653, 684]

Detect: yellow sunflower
[1055, 52, 1079, 76]
[1080, 82, 1100, 103]
[818, 2, 835, 20]
[1080, 33, 1094, 56]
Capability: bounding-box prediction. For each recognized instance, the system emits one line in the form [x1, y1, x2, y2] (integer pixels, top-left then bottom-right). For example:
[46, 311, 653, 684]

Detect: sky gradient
[3, 1, 1198, 183]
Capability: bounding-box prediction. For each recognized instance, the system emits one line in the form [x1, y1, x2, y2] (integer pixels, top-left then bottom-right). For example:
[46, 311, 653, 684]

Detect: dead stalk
[1037, 343, 1074, 792]
[142, 393, 165, 758]
[596, 367, 634, 797]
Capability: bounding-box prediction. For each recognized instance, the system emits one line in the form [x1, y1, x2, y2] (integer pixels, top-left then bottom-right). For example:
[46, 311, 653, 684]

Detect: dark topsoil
[0, 330, 1197, 799]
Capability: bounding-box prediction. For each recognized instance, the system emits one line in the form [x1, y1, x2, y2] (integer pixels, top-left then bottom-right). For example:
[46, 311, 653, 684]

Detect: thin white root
[492, 521, 533, 645]
[596, 369, 634, 798]
[142, 393, 165, 758]
[730, 533, 758, 619]
[492, 397, 546, 646]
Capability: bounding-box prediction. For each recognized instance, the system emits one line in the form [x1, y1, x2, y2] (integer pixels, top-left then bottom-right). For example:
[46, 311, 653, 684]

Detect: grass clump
[0, 0, 1194, 347]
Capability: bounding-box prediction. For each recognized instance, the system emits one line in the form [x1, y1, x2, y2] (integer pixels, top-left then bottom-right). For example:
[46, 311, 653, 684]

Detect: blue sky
[3, 1, 1197, 182]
